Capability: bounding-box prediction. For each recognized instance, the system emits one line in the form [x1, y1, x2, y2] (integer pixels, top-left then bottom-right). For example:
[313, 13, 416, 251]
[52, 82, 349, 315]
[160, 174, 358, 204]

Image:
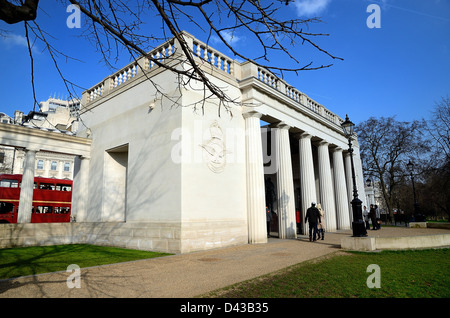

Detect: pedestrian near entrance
[369, 204, 377, 230]
[317, 203, 325, 240]
[375, 205, 381, 229]
[266, 206, 272, 238]
[363, 206, 370, 230]
[305, 202, 321, 241]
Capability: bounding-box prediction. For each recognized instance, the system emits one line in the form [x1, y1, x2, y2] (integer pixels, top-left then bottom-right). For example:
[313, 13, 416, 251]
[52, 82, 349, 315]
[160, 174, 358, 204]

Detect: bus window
[0, 202, 14, 214]
[35, 206, 53, 214]
[56, 184, 72, 191]
[38, 183, 55, 190]
[55, 207, 70, 214]
[0, 179, 19, 188]
[21, 182, 37, 189]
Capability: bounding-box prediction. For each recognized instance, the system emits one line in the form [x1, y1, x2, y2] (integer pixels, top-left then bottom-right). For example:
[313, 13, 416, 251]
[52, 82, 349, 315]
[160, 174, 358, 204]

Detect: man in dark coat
[369, 204, 378, 230]
[266, 206, 272, 238]
[305, 202, 321, 241]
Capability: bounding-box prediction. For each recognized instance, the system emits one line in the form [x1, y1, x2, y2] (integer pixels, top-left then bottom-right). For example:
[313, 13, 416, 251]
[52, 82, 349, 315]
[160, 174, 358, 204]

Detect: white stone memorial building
[74, 31, 366, 253]
[1, 32, 366, 253]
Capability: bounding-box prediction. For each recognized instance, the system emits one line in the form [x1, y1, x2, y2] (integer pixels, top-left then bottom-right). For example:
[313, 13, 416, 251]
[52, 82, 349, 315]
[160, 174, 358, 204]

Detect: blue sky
[0, 0, 449, 125]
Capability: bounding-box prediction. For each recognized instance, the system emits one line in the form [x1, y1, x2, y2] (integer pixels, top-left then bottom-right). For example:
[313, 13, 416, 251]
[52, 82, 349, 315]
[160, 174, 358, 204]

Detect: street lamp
[341, 115, 367, 237]
[366, 177, 375, 206]
[406, 160, 424, 222]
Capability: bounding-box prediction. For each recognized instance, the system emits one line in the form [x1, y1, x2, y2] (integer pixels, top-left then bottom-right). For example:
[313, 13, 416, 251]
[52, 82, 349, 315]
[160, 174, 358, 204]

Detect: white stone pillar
[333, 148, 351, 229]
[71, 155, 90, 222]
[298, 132, 317, 234]
[344, 151, 354, 223]
[243, 111, 267, 244]
[317, 141, 337, 232]
[353, 144, 367, 209]
[365, 186, 375, 207]
[17, 148, 38, 223]
[275, 122, 296, 239]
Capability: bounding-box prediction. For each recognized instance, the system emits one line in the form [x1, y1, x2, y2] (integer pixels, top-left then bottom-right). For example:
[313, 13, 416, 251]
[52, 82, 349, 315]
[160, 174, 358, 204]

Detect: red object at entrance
[296, 210, 301, 223]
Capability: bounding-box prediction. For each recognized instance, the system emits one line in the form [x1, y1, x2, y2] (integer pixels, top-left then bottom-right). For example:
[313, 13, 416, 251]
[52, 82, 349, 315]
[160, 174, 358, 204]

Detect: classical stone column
[71, 155, 90, 222]
[344, 151, 354, 223]
[243, 111, 267, 244]
[275, 122, 296, 239]
[353, 144, 367, 209]
[17, 148, 39, 223]
[333, 148, 351, 229]
[298, 132, 317, 234]
[317, 141, 337, 232]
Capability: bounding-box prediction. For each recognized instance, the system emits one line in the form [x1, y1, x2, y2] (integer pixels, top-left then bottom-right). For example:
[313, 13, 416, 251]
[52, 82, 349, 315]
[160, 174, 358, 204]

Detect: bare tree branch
[23, 21, 39, 111]
[356, 117, 431, 218]
[0, 0, 343, 115]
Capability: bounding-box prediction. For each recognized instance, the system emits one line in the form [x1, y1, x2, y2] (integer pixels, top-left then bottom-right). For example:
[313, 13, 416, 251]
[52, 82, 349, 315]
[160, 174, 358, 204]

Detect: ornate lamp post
[341, 115, 367, 237]
[406, 160, 424, 222]
[365, 177, 375, 206]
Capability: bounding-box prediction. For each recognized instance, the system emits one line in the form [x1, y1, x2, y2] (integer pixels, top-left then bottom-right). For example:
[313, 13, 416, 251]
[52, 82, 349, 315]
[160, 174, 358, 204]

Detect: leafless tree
[420, 97, 450, 221]
[0, 0, 342, 115]
[356, 117, 430, 219]
[423, 96, 450, 163]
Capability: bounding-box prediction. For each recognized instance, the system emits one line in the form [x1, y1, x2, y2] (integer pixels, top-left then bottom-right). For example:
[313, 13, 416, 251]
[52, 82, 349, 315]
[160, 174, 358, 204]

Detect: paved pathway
[0, 227, 449, 298]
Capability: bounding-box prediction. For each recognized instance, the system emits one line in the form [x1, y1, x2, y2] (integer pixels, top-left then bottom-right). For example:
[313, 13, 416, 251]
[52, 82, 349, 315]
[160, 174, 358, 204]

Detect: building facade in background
[0, 97, 79, 179]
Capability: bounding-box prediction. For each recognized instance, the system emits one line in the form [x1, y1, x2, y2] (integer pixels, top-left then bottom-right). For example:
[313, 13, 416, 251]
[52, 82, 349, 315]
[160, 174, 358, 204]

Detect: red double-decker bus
[0, 174, 72, 223]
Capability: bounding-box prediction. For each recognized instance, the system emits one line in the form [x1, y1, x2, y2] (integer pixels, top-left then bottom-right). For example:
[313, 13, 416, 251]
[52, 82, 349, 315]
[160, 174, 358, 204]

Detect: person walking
[317, 203, 325, 240]
[266, 206, 272, 238]
[375, 205, 381, 229]
[369, 204, 377, 230]
[305, 202, 321, 241]
[363, 205, 370, 230]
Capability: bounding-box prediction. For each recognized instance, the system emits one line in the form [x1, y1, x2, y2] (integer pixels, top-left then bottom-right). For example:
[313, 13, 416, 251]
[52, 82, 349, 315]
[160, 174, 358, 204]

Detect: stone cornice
[0, 123, 91, 157]
[238, 76, 345, 136]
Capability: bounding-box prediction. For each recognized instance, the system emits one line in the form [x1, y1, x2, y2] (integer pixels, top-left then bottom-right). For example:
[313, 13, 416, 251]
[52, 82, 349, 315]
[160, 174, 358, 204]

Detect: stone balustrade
[258, 68, 278, 89]
[83, 38, 176, 105]
[147, 39, 176, 68]
[87, 82, 104, 102]
[112, 62, 139, 89]
[190, 37, 234, 76]
[252, 65, 343, 126]
[285, 85, 302, 103]
[82, 31, 344, 127]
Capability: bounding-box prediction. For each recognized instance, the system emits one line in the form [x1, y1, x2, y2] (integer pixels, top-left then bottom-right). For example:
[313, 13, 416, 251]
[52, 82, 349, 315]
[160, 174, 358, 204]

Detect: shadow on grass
[0, 244, 171, 296]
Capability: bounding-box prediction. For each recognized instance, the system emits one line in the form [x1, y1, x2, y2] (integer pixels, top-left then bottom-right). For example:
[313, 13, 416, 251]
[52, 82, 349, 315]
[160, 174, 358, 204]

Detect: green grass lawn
[204, 248, 450, 298]
[2, 244, 449, 298]
[0, 244, 171, 280]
